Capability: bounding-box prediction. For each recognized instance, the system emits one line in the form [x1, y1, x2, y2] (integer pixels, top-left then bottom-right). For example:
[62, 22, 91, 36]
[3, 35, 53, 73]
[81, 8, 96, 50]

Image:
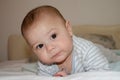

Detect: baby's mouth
[51, 51, 62, 59]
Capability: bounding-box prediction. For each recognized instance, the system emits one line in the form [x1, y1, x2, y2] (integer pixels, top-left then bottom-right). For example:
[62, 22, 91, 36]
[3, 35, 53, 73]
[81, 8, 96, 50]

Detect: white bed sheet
[0, 71, 120, 80]
[1, 48, 120, 80]
[0, 61, 120, 80]
[0, 61, 35, 78]
[0, 59, 28, 72]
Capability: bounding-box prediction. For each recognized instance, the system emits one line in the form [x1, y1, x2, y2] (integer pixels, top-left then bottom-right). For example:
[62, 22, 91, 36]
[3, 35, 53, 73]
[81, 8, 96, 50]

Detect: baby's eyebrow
[31, 43, 37, 49]
[46, 28, 56, 35]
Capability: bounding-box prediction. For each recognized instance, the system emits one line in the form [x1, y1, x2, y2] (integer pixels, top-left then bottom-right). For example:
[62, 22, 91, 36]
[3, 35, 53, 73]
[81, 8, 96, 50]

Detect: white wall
[0, 0, 120, 61]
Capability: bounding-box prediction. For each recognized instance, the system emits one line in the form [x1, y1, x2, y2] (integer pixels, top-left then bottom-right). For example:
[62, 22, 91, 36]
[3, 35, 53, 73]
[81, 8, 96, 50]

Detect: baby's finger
[53, 71, 67, 77]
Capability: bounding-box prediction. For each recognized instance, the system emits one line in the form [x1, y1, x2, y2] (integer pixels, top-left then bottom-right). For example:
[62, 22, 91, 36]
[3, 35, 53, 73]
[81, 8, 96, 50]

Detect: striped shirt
[37, 35, 109, 76]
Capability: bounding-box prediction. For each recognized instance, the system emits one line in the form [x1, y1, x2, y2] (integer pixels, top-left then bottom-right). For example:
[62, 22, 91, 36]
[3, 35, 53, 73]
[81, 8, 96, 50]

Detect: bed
[1, 25, 120, 80]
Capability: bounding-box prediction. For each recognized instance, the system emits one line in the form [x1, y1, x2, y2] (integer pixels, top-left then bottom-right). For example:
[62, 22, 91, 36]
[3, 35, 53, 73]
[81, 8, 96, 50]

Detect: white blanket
[0, 60, 120, 80]
[0, 71, 120, 80]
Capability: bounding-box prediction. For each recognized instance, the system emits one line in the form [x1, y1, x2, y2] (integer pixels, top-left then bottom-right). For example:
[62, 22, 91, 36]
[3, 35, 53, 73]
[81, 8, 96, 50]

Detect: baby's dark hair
[21, 5, 66, 36]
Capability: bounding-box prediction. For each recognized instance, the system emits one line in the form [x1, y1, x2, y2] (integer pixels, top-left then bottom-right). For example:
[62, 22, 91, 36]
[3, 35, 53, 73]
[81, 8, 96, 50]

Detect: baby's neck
[57, 54, 72, 74]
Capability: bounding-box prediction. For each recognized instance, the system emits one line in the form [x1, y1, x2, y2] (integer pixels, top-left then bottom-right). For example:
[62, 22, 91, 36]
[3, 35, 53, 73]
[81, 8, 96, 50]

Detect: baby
[21, 5, 109, 77]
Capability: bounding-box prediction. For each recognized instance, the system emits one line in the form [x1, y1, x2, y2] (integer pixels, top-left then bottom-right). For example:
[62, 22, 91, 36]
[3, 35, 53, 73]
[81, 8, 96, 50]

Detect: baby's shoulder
[73, 35, 95, 49]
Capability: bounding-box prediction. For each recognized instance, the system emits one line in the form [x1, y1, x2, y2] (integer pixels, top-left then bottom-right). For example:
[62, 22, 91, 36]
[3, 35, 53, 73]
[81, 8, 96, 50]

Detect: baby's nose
[46, 42, 55, 52]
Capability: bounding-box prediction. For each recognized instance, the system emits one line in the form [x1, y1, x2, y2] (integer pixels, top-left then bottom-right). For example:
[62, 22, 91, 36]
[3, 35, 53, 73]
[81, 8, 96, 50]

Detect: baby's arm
[84, 45, 110, 71]
[37, 61, 68, 77]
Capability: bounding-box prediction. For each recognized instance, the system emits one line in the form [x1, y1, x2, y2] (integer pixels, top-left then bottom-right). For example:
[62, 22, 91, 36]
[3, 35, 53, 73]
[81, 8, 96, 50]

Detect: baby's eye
[51, 33, 57, 39]
[36, 44, 44, 49]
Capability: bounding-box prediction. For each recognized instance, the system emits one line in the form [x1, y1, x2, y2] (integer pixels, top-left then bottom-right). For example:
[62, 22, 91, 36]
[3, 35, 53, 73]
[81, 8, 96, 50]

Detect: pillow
[110, 61, 120, 71]
[8, 35, 38, 62]
[112, 50, 120, 56]
[80, 34, 116, 49]
[29, 53, 38, 62]
[96, 44, 120, 63]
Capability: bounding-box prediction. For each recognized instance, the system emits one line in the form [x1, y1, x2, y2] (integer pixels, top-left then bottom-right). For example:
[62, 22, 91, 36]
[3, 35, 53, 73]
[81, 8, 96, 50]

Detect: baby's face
[24, 18, 73, 65]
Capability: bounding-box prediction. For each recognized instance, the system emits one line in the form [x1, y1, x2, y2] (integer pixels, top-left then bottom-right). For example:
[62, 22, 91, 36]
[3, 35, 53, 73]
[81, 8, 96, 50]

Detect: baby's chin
[40, 61, 53, 65]
[40, 56, 67, 65]
[54, 57, 68, 64]
[41, 60, 64, 65]
[53, 55, 67, 63]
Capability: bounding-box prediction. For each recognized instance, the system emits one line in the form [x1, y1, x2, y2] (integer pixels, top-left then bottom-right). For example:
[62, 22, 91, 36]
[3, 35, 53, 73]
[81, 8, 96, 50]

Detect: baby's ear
[65, 21, 73, 36]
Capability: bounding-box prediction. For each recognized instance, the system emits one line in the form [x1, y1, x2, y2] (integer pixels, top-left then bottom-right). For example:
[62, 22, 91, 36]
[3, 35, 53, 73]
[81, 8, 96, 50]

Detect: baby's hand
[53, 69, 68, 77]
